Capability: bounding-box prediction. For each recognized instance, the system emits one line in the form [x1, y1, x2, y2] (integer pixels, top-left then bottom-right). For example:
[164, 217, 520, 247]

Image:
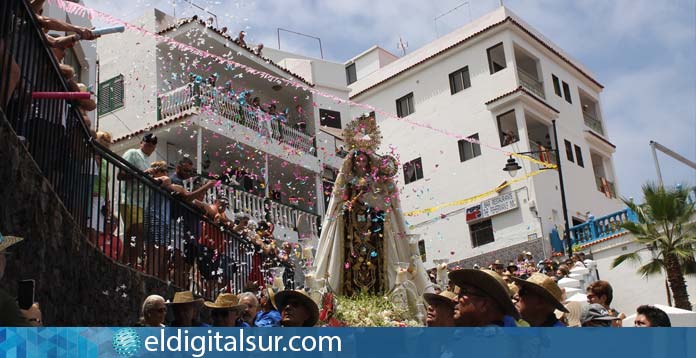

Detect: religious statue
[314, 115, 432, 297]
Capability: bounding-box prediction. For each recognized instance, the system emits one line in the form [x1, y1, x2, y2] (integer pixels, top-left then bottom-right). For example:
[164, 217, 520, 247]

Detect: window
[418, 240, 427, 262]
[98, 74, 124, 116]
[496, 110, 519, 146]
[345, 63, 357, 85]
[449, 66, 471, 94]
[564, 140, 574, 162]
[487, 43, 507, 74]
[319, 109, 342, 129]
[396, 92, 415, 118]
[552, 74, 561, 97]
[458, 133, 481, 162]
[470, 219, 494, 247]
[574, 145, 584, 167]
[403, 157, 424, 185]
[562, 81, 572, 103]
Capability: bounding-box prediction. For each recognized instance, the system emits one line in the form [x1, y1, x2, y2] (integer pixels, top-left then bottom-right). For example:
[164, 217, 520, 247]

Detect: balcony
[570, 208, 637, 248]
[184, 179, 319, 242]
[518, 69, 545, 99]
[583, 110, 604, 135]
[595, 176, 616, 198]
[158, 84, 315, 154]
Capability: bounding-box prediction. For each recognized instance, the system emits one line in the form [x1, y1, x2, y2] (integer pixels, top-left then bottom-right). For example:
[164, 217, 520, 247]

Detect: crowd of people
[104, 133, 299, 297]
[187, 71, 309, 136]
[422, 251, 672, 328]
[134, 287, 316, 328]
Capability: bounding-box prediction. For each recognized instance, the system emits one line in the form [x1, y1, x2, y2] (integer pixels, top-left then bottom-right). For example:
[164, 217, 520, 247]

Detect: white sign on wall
[480, 192, 518, 218]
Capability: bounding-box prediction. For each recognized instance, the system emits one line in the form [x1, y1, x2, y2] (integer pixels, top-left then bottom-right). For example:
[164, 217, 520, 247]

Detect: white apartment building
[344, 7, 624, 268]
[96, 9, 354, 244]
[96, 5, 625, 268]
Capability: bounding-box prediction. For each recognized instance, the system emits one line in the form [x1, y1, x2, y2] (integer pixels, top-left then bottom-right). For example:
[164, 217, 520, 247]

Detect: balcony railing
[595, 176, 616, 198]
[529, 141, 557, 166]
[159, 84, 315, 154]
[183, 179, 320, 242]
[0, 0, 281, 301]
[583, 110, 604, 135]
[518, 69, 545, 99]
[570, 208, 637, 247]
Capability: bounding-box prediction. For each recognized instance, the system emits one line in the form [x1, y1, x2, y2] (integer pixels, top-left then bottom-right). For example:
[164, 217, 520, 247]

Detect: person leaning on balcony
[117, 133, 158, 268]
[587, 280, 625, 327]
[86, 131, 114, 244]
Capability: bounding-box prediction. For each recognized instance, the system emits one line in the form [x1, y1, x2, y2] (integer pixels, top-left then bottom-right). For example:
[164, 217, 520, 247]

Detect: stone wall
[447, 238, 546, 269]
[0, 114, 178, 326]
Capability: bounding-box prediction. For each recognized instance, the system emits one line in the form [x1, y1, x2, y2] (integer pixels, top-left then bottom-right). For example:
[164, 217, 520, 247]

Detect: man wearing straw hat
[512, 273, 569, 327]
[169, 291, 208, 327]
[448, 269, 521, 327]
[423, 290, 457, 327]
[275, 289, 319, 327]
[255, 287, 281, 327]
[0, 234, 29, 326]
[204, 293, 246, 327]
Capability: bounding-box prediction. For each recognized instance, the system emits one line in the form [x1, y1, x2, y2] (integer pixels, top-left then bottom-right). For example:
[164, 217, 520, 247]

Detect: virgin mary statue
[314, 115, 432, 297]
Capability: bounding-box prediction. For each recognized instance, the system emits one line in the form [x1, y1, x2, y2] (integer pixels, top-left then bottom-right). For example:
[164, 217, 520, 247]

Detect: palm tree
[611, 183, 696, 310]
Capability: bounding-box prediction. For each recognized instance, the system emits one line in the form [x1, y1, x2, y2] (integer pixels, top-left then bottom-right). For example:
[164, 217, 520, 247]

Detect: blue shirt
[236, 320, 250, 327]
[254, 310, 281, 327]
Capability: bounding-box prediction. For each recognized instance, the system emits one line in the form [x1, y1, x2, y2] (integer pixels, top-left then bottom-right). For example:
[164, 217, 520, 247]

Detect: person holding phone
[0, 234, 30, 326]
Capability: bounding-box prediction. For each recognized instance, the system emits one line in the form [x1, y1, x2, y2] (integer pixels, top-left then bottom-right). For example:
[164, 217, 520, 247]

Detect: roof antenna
[397, 36, 408, 56]
[434, 1, 471, 37]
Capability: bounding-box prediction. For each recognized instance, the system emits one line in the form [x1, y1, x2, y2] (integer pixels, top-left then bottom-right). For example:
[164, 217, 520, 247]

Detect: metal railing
[517, 68, 545, 99]
[583, 110, 604, 135]
[0, 0, 293, 299]
[569, 208, 637, 247]
[183, 179, 320, 241]
[159, 83, 315, 154]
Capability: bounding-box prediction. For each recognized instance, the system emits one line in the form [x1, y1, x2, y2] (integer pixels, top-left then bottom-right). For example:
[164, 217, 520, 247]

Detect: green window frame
[98, 74, 124, 116]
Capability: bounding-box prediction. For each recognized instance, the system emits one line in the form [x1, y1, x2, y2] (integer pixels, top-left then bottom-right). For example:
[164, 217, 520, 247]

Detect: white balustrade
[159, 85, 196, 120]
[159, 84, 315, 153]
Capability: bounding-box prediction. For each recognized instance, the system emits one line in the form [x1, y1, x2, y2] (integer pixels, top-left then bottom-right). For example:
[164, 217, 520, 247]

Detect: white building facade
[346, 7, 624, 268]
[96, 9, 354, 245]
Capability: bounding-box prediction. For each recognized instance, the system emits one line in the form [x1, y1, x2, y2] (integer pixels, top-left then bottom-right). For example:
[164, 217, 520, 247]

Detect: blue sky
[88, 0, 696, 201]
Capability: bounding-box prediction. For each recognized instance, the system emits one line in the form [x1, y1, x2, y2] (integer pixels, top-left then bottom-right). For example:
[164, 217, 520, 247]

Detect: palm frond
[611, 252, 641, 268]
[637, 259, 664, 278]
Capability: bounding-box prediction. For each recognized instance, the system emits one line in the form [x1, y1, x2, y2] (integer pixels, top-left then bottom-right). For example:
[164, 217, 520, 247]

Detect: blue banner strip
[0, 327, 694, 357]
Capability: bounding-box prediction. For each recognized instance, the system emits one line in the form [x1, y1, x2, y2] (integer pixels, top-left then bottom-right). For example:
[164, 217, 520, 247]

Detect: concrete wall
[0, 115, 177, 326]
[96, 10, 159, 140]
[591, 237, 696, 315]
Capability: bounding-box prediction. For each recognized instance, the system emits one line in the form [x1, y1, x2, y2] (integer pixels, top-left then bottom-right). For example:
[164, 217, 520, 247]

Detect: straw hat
[0, 234, 23, 252]
[512, 273, 568, 312]
[204, 293, 245, 311]
[423, 290, 458, 307]
[169, 291, 204, 305]
[274, 289, 319, 327]
[448, 269, 519, 319]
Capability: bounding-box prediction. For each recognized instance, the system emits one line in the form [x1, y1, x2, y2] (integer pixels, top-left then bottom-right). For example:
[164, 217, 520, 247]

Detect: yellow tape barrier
[404, 168, 551, 217]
